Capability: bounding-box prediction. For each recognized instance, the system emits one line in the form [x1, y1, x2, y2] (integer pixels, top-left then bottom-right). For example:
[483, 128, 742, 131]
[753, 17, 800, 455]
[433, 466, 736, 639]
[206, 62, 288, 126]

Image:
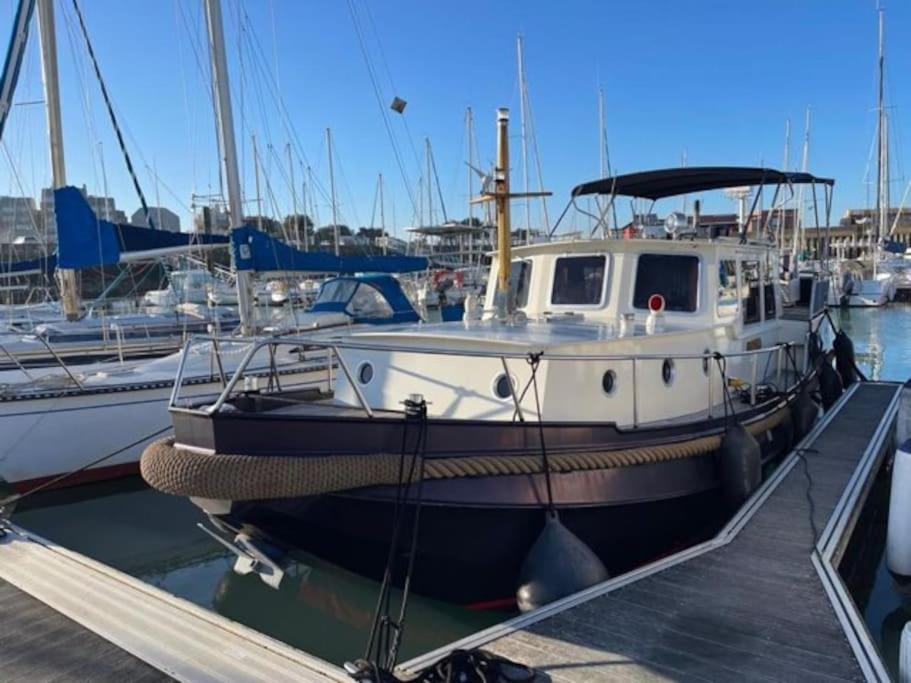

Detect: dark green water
[12, 479, 505, 667]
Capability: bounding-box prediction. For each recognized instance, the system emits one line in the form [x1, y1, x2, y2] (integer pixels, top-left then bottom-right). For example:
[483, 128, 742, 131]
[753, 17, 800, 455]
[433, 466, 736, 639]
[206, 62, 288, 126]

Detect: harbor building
[131, 206, 181, 232]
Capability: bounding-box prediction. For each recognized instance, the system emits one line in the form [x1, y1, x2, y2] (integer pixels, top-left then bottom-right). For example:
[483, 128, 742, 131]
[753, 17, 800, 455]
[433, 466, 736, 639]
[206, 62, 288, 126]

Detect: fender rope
[141, 408, 790, 501]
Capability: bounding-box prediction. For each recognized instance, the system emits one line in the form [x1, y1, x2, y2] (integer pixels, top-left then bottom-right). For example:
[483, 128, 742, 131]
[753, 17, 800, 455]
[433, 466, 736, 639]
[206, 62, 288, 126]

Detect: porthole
[602, 370, 617, 395]
[357, 362, 374, 385]
[702, 348, 711, 376]
[662, 359, 675, 386]
[493, 373, 514, 400]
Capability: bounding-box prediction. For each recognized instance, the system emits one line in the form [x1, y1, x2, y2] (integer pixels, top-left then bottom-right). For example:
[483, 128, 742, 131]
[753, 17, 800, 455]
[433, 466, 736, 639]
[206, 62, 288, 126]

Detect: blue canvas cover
[0, 254, 55, 278]
[231, 224, 428, 274]
[55, 186, 228, 269]
[311, 274, 420, 324]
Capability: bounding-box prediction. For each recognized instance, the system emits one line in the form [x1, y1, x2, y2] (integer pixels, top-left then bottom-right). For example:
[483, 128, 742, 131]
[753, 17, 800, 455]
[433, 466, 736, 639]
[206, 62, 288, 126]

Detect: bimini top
[571, 166, 834, 201]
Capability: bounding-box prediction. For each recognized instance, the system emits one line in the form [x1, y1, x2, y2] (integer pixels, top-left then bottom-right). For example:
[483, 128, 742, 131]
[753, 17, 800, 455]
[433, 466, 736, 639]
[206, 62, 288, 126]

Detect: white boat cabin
[325, 237, 810, 425]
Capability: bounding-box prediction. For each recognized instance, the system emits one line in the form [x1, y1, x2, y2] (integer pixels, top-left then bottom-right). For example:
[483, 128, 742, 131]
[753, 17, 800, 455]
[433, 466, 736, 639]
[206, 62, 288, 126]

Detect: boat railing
[169, 332, 814, 426]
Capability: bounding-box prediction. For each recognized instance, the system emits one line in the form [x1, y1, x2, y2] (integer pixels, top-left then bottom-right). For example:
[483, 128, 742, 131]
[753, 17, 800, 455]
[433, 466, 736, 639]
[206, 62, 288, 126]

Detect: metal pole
[379, 173, 386, 255]
[37, 0, 80, 320]
[327, 127, 340, 257]
[204, 0, 254, 335]
[287, 143, 299, 248]
[466, 106, 476, 266]
[495, 108, 511, 320]
[425, 137, 433, 225]
[517, 35, 531, 245]
[252, 134, 263, 232]
[877, 8, 886, 257]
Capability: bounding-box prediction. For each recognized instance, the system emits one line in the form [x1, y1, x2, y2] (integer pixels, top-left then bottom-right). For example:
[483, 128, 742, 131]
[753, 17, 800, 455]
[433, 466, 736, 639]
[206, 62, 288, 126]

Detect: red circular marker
[648, 294, 666, 313]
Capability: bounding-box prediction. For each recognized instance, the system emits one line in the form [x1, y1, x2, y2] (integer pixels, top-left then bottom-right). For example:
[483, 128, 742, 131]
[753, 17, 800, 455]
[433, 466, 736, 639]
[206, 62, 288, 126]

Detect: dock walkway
[0, 576, 171, 682]
[405, 381, 902, 682]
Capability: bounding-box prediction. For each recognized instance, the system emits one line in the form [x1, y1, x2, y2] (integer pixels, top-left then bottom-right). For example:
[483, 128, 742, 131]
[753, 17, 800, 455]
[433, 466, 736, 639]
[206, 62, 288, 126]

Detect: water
[829, 304, 911, 678]
[12, 479, 505, 666]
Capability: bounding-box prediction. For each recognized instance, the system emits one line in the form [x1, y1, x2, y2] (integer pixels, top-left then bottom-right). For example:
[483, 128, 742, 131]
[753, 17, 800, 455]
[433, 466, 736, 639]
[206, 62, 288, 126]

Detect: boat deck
[403, 380, 903, 681]
[0, 577, 171, 682]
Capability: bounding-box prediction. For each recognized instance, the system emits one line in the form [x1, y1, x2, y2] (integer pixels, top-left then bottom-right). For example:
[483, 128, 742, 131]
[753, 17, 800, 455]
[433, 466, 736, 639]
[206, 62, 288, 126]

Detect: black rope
[794, 446, 821, 549]
[527, 352, 556, 517]
[0, 424, 172, 515]
[363, 398, 428, 672]
[70, 0, 156, 230]
[712, 352, 737, 426]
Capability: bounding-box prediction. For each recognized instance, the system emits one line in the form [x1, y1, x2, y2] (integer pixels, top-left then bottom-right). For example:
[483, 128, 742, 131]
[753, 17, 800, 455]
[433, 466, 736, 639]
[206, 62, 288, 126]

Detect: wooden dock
[0, 577, 172, 682]
[404, 381, 903, 682]
[0, 521, 348, 682]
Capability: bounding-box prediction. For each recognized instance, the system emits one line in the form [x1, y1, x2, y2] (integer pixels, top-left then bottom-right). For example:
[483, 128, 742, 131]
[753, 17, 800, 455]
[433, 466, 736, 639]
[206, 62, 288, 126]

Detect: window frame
[716, 257, 740, 318]
[739, 258, 763, 325]
[547, 253, 611, 310]
[630, 252, 702, 314]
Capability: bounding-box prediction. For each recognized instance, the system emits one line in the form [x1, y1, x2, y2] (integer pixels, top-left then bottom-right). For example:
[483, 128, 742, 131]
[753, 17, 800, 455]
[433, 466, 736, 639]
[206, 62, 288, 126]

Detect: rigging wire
[345, 0, 417, 216]
[69, 0, 156, 230]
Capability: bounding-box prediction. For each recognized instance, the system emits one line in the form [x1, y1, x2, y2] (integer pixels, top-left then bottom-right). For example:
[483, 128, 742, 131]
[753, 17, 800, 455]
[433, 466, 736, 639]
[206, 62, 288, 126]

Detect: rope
[527, 352, 555, 516]
[141, 409, 791, 501]
[363, 398, 428, 672]
[70, 0, 156, 230]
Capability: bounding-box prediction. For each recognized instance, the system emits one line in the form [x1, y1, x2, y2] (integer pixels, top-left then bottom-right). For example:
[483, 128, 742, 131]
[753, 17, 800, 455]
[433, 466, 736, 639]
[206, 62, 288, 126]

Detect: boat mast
[876, 7, 887, 269]
[792, 107, 810, 267]
[379, 172, 386, 255]
[204, 0, 254, 335]
[287, 143, 299, 248]
[425, 137, 434, 225]
[466, 106, 475, 267]
[252, 134, 263, 232]
[517, 35, 531, 245]
[326, 127, 340, 257]
[495, 108, 512, 318]
[781, 119, 790, 251]
[37, 0, 79, 320]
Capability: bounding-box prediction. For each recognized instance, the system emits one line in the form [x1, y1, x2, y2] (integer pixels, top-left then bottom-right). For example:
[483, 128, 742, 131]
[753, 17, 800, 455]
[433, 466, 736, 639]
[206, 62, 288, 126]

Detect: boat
[143, 118, 840, 605]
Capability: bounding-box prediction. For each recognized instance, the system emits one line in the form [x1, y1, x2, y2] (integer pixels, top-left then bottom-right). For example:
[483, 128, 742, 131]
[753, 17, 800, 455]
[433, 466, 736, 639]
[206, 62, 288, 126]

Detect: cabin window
[741, 260, 761, 324]
[551, 255, 607, 306]
[717, 259, 738, 316]
[347, 284, 393, 319]
[505, 259, 533, 309]
[633, 254, 699, 312]
[763, 254, 777, 319]
[316, 279, 357, 306]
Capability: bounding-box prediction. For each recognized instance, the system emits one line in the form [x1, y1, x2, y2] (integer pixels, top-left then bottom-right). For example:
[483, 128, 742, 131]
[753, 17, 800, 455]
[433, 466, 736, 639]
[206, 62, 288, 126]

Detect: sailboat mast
[466, 106, 475, 265]
[781, 118, 790, 251]
[379, 172, 386, 255]
[517, 35, 531, 245]
[326, 127, 340, 257]
[792, 108, 810, 267]
[495, 108, 511, 319]
[37, 0, 79, 320]
[252, 134, 263, 232]
[876, 8, 887, 251]
[425, 137, 433, 225]
[287, 143, 299, 248]
[204, 0, 254, 334]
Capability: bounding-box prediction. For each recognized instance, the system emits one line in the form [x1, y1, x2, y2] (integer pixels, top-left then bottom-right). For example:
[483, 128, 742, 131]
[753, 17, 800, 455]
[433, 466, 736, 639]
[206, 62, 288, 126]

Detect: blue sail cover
[231, 224, 429, 274]
[55, 186, 228, 269]
[883, 238, 906, 255]
[0, 254, 55, 278]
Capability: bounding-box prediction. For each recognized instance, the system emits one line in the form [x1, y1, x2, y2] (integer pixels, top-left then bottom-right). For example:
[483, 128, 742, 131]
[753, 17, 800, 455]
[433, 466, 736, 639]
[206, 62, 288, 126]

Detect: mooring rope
[526, 351, 556, 517]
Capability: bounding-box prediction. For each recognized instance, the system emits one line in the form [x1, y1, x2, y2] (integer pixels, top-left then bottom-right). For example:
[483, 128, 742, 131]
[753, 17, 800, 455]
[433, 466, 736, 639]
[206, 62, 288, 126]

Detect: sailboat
[0, 0, 431, 493]
[844, 8, 895, 307]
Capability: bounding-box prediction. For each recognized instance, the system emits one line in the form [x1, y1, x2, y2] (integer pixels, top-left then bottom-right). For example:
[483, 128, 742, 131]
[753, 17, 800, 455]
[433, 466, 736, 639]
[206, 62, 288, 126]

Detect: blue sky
[1, 0, 908, 236]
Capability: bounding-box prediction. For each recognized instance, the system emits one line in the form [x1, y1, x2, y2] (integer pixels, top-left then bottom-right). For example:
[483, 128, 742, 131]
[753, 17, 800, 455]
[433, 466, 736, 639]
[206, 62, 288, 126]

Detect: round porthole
[662, 359, 675, 386]
[602, 370, 617, 395]
[493, 373, 514, 400]
[357, 362, 374, 385]
[702, 348, 711, 376]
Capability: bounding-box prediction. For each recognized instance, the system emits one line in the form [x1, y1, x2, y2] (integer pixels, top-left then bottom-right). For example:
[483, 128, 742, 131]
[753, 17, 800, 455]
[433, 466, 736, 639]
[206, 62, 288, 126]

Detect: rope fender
[141, 408, 790, 500]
